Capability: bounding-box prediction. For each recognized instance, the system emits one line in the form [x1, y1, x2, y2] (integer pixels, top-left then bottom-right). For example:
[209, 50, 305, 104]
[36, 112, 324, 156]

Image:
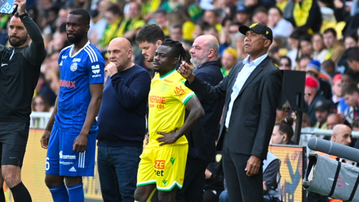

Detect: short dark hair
[136, 24, 165, 44]
[70, 8, 90, 25]
[345, 47, 359, 62]
[160, 39, 189, 63]
[342, 84, 359, 96]
[323, 28, 337, 38]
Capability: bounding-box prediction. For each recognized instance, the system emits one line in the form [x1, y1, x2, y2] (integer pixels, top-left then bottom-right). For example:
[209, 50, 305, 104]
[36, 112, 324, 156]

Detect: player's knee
[1, 165, 21, 188]
[134, 189, 147, 202]
[44, 175, 63, 188]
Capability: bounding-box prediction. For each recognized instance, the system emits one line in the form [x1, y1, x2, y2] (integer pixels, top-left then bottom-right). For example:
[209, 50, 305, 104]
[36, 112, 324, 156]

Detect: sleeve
[87, 51, 105, 85]
[21, 15, 46, 66]
[174, 78, 195, 105]
[110, 69, 151, 108]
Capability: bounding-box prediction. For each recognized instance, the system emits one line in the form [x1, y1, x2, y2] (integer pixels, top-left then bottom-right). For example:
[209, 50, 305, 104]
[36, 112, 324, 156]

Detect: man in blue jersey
[0, 0, 46, 201]
[97, 37, 151, 202]
[40, 8, 105, 202]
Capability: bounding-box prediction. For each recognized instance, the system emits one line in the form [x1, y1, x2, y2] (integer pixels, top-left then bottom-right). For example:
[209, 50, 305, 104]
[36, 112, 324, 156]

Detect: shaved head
[331, 124, 352, 146]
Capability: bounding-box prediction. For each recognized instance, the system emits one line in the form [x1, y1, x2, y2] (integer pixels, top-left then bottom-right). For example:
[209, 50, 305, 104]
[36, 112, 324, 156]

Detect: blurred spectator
[275, 108, 290, 122]
[99, 4, 124, 49]
[345, 47, 359, 83]
[120, 2, 146, 42]
[305, 75, 329, 126]
[278, 55, 292, 70]
[330, 124, 352, 146]
[168, 6, 196, 41]
[322, 59, 339, 78]
[332, 73, 342, 107]
[169, 23, 183, 41]
[220, 47, 237, 77]
[313, 100, 332, 129]
[283, 0, 322, 33]
[298, 35, 313, 58]
[252, 6, 268, 24]
[323, 28, 345, 63]
[306, 59, 332, 100]
[326, 113, 341, 129]
[35, 72, 57, 107]
[235, 5, 251, 26]
[351, 117, 359, 148]
[65, 0, 92, 10]
[88, 0, 113, 47]
[297, 54, 312, 71]
[203, 152, 224, 202]
[344, 31, 358, 49]
[220, 21, 240, 48]
[267, 6, 293, 38]
[203, 9, 222, 34]
[312, 33, 329, 63]
[231, 33, 248, 61]
[270, 117, 294, 144]
[342, 84, 359, 123]
[31, 95, 51, 112]
[286, 29, 303, 70]
[337, 73, 357, 124]
[268, 46, 281, 63]
[154, 8, 169, 36]
[47, 23, 69, 54]
[140, 0, 161, 22]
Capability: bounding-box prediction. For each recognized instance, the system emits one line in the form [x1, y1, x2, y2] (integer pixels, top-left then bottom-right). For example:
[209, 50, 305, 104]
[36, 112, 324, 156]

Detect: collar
[243, 53, 268, 67]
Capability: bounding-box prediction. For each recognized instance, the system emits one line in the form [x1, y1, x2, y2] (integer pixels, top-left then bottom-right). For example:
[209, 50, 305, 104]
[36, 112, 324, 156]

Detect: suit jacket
[186, 56, 282, 159]
[188, 61, 224, 162]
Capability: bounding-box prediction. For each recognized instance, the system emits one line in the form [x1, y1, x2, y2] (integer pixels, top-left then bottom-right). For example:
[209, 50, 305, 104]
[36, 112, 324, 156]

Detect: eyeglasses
[279, 63, 290, 66]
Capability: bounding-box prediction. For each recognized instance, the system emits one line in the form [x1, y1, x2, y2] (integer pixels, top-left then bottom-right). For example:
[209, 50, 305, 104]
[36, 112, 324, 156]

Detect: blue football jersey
[55, 42, 105, 132]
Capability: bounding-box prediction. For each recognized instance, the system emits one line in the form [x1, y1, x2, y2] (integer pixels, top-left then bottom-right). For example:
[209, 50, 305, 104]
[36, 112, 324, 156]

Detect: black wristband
[15, 11, 28, 19]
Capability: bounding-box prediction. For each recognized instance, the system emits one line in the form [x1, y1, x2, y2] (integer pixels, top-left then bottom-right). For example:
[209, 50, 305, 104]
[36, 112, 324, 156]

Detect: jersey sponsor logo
[164, 79, 173, 83]
[155, 160, 165, 169]
[59, 151, 76, 159]
[149, 96, 166, 109]
[91, 64, 100, 74]
[72, 58, 81, 62]
[70, 63, 78, 72]
[62, 55, 67, 59]
[60, 80, 76, 88]
[174, 85, 185, 96]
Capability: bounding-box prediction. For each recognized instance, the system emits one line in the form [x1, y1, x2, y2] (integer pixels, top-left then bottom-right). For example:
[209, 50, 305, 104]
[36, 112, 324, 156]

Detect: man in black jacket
[0, 0, 46, 201]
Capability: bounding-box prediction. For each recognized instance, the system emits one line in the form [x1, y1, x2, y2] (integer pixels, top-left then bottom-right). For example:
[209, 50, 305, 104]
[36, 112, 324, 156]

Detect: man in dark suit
[178, 23, 282, 202]
[176, 35, 224, 202]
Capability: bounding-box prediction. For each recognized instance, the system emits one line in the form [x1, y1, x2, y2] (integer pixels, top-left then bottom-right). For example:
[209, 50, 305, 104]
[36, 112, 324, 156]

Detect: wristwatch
[15, 11, 28, 19]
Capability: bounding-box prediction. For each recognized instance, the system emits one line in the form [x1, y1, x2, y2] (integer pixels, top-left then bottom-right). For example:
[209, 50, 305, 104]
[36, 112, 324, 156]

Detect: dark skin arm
[40, 97, 58, 149]
[73, 83, 103, 152]
[156, 96, 204, 146]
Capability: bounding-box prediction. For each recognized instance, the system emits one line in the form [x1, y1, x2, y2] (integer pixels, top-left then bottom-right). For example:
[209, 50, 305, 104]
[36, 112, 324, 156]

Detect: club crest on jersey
[70, 63, 78, 72]
[92, 65, 100, 74]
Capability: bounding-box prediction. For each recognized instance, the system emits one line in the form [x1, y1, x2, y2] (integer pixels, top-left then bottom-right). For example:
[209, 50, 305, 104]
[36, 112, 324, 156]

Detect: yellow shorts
[137, 144, 188, 191]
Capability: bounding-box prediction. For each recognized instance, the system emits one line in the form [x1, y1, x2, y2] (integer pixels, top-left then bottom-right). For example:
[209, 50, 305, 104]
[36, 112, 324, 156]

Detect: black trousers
[222, 134, 263, 202]
[176, 156, 209, 202]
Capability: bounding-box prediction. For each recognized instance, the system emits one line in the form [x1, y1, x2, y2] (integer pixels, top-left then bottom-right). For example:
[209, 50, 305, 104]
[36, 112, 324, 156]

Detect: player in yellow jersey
[134, 39, 204, 202]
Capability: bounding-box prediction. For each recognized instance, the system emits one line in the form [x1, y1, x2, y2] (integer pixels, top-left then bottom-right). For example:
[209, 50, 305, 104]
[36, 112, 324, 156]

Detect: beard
[9, 35, 27, 47]
[67, 32, 84, 44]
[190, 58, 202, 68]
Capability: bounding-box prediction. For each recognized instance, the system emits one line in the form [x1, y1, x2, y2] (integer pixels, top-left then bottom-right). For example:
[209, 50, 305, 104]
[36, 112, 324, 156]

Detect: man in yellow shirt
[134, 39, 204, 202]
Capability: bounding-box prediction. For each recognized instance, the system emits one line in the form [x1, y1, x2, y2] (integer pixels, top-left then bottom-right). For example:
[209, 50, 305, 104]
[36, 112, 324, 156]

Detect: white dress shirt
[225, 54, 268, 128]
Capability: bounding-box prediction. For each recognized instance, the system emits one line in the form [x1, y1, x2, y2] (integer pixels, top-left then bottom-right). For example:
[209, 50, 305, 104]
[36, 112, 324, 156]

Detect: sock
[10, 182, 31, 202]
[67, 183, 84, 202]
[49, 183, 69, 202]
[0, 188, 5, 202]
